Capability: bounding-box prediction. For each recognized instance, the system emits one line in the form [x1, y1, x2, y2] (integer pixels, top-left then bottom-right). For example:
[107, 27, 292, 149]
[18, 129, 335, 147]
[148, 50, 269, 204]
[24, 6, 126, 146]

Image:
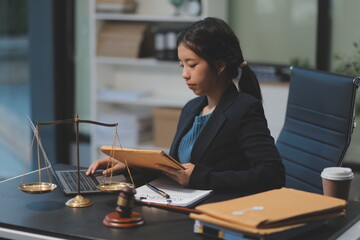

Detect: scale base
[103, 211, 144, 228]
[66, 194, 93, 208]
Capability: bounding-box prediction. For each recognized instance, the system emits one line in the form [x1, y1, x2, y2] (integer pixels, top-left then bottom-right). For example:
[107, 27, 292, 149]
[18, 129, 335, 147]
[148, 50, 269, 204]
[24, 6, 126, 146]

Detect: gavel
[103, 185, 144, 228]
[103, 184, 203, 228]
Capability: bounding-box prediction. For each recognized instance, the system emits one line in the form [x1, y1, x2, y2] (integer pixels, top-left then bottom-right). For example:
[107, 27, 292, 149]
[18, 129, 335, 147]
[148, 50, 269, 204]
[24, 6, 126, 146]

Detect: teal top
[178, 113, 212, 164]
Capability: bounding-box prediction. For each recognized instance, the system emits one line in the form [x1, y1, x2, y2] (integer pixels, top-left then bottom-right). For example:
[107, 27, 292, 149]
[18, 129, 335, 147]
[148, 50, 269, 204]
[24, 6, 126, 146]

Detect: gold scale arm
[27, 113, 122, 207]
[36, 114, 118, 197]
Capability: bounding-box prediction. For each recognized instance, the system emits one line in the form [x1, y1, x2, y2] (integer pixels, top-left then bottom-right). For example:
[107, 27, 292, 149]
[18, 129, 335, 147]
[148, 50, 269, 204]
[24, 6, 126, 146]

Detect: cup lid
[321, 167, 354, 180]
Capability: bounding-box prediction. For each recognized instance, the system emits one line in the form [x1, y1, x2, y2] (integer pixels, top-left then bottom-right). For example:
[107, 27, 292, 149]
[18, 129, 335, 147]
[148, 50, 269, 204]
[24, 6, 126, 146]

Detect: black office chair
[276, 66, 360, 194]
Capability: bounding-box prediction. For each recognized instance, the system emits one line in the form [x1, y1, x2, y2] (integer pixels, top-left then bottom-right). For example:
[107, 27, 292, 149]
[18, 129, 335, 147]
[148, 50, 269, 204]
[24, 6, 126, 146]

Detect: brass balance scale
[19, 114, 135, 208]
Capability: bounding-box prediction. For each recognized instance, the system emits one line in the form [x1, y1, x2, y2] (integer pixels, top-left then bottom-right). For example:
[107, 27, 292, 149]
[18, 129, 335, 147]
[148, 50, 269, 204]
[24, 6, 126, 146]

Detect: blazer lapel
[191, 110, 226, 164]
[191, 84, 238, 163]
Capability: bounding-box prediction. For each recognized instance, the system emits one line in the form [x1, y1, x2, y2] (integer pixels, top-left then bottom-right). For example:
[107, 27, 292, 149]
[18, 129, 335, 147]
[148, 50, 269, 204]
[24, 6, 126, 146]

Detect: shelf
[96, 56, 178, 67]
[95, 13, 201, 22]
[98, 94, 191, 108]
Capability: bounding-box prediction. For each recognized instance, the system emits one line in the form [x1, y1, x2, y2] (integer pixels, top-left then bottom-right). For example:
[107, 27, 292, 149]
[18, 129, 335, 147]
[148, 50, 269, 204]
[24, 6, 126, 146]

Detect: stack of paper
[190, 188, 346, 239]
[98, 88, 151, 102]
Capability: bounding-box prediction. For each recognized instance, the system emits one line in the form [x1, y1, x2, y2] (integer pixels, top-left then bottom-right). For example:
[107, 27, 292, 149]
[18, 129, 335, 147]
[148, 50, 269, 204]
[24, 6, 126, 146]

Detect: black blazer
[169, 84, 285, 194]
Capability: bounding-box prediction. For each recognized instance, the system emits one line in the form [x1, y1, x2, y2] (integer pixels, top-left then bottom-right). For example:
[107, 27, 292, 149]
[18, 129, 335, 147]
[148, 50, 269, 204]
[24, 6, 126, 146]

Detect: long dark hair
[177, 17, 262, 101]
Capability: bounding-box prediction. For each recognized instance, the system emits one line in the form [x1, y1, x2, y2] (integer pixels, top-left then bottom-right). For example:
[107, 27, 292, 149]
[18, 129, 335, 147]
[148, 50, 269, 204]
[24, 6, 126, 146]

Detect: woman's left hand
[155, 163, 195, 187]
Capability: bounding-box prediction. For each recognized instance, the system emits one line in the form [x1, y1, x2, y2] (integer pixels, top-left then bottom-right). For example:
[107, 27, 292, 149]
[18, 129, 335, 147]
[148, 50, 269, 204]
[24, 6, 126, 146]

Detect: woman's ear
[216, 61, 226, 76]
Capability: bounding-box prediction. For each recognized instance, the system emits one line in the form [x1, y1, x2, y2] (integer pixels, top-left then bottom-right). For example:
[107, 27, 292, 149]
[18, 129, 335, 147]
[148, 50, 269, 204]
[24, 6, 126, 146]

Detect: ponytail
[238, 62, 262, 102]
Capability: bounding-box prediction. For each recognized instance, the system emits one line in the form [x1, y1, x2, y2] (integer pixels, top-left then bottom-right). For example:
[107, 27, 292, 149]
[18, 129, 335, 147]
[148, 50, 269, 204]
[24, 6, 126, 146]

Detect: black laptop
[27, 116, 125, 195]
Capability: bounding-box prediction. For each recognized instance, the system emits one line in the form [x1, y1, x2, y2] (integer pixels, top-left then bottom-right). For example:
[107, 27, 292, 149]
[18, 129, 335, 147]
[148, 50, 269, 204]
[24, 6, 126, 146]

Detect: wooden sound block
[103, 211, 144, 228]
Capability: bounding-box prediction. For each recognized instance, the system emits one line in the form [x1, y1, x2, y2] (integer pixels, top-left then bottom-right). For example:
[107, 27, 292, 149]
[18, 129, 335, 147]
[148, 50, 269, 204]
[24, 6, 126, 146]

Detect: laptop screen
[26, 115, 58, 178]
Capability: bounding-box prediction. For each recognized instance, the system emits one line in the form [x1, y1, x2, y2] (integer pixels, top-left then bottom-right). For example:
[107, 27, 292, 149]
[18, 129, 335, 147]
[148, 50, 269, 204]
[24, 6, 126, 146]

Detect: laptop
[27, 116, 126, 195]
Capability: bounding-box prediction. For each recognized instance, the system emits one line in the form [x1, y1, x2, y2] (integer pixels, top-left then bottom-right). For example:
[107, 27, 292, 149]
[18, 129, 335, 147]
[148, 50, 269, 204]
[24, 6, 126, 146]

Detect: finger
[104, 162, 125, 175]
[86, 160, 103, 175]
[102, 168, 113, 175]
[86, 164, 97, 175]
[182, 163, 191, 169]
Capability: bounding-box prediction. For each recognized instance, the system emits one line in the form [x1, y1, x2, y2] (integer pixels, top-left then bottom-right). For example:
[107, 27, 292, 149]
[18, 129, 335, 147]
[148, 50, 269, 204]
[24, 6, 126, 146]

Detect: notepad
[135, 177, 213, 207]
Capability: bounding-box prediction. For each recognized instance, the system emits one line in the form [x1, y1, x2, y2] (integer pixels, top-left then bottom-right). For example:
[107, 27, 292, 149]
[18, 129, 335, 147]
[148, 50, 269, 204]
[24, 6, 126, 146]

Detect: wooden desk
[0, 167, 359, 240]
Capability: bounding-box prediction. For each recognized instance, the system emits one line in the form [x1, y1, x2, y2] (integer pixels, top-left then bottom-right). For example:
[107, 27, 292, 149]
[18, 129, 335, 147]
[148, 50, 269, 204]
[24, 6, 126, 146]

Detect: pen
[146, 183, 170, 199]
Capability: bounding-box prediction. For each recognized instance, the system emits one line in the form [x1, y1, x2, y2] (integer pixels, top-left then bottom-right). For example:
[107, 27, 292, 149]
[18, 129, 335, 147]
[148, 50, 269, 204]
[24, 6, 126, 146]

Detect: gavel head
[116, 184, 136, 218]
[103, 183, 144, 228]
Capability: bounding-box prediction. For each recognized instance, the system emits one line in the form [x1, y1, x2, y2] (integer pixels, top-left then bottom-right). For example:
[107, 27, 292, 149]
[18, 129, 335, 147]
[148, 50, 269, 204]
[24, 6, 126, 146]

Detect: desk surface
[1, 167, 360, 240]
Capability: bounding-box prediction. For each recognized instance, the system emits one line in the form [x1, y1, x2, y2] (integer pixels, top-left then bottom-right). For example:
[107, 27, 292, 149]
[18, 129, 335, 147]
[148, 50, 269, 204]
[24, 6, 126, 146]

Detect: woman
[87, 17, 285, 194]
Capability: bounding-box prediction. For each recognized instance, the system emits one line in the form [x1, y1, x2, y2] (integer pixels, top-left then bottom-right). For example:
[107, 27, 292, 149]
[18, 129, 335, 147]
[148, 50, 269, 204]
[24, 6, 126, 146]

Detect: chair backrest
[276, 67, 359, 194]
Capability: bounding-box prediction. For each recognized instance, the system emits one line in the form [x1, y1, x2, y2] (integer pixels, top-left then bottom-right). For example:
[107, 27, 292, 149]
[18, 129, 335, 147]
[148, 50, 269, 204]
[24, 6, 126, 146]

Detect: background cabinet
[89, 0, 228, 159]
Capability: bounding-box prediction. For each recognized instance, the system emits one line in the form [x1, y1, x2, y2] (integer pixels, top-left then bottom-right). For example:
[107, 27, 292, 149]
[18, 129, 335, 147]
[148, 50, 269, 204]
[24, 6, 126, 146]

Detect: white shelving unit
[89, 0, 228, 158]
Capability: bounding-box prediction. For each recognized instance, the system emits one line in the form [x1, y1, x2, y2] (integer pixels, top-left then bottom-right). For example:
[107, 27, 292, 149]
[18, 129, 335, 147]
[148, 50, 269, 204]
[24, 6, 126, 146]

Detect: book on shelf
[135, 176, 213, 207]
[190, 188, 346, 239]
[96, 0, 137, 13]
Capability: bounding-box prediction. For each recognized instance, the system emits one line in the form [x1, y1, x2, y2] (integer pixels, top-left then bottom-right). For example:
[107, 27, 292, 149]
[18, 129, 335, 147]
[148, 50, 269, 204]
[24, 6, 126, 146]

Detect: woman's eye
[189, 64, 197, 68]
[179, 64, 184, 68]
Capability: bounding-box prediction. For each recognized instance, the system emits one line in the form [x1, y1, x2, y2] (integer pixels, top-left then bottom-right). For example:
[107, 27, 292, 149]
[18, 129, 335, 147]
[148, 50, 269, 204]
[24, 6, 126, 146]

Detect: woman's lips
[187, 83, 196, 89]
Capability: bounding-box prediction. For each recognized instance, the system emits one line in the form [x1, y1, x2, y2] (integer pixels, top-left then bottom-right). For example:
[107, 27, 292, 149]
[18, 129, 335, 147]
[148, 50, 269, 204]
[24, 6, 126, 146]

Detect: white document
[135, 176, 213, 207]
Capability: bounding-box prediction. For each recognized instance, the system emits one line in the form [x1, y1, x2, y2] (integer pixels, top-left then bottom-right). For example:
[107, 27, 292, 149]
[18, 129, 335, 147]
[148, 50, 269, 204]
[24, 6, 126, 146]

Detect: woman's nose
[182, 68, 190, 80]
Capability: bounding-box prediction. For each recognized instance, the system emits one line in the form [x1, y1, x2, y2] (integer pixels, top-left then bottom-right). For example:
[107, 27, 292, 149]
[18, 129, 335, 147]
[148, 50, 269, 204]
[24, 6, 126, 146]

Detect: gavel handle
[136, 201, 202, 215]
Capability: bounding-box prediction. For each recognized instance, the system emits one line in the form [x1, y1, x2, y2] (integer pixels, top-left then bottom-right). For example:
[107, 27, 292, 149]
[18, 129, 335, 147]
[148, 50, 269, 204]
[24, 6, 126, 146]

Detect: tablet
[101, 145, 185, 171]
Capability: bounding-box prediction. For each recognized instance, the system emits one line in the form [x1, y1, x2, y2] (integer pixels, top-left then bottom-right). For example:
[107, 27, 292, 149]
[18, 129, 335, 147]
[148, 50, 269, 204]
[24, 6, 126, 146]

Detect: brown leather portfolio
[101, 145, 185, 171]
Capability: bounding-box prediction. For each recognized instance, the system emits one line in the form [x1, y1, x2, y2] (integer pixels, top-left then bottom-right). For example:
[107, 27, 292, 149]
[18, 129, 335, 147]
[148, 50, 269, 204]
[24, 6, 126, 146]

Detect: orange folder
[190, 188, 346, 237]
[101, 145, 185, 171]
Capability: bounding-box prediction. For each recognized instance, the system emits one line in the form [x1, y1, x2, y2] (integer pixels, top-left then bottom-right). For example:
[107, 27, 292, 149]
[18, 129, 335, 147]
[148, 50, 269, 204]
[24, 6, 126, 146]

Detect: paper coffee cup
[321, 167, 354, 200]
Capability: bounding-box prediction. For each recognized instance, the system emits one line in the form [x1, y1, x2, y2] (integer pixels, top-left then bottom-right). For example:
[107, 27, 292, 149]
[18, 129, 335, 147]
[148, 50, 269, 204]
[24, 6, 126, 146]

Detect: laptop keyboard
[59, 171, 100, 192]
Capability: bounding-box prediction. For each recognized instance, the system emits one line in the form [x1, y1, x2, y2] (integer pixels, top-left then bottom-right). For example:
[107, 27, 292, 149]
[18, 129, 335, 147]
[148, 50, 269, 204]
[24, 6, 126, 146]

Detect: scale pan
[19, 182, 57, 194]
[97, 182, 134, 193]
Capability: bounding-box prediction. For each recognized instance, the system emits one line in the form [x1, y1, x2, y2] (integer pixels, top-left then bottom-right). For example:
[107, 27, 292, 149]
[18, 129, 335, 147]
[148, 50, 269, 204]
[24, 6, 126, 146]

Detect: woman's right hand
[86, 157, 126, 176]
